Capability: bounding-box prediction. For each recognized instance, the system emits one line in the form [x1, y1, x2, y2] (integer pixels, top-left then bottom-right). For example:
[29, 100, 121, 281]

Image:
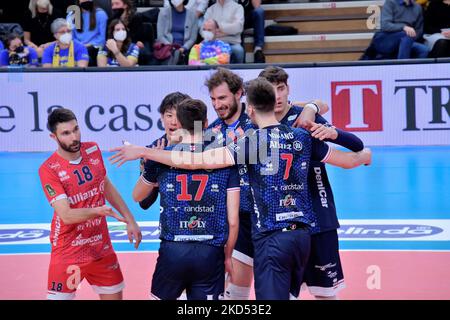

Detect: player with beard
[39, 108, 142, 300]
[202, 67, 329, 300]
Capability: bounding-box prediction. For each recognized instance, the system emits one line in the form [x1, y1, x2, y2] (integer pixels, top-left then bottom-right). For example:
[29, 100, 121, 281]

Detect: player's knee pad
[224, 283, 251, 300]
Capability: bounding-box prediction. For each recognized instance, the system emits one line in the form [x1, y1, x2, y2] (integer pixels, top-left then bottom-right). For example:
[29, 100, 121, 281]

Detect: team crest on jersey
[86, 145, 98, 154]
[293, 141, 303, 151]
[45, 184, 56, 197]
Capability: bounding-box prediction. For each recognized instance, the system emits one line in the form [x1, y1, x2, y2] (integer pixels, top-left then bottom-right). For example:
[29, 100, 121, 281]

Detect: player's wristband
[304, 102, 320, 114]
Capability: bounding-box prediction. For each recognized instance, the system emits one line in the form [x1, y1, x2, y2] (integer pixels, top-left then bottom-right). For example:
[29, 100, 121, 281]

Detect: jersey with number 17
[38, 142, 114, 265]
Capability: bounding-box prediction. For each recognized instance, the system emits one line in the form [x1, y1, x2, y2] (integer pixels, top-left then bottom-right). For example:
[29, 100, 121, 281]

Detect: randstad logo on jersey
[0, 229, 50, 243]
[179, 216, 206, 230]
[338, 224, 443, 239]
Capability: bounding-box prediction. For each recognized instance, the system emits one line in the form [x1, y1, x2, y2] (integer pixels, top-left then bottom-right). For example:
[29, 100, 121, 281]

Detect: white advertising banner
[0, 63, 449, 152]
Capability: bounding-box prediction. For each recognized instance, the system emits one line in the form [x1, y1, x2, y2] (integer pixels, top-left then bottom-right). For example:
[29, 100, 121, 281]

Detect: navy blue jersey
[142, 143, 240, 247]
[226, 124, 332, 239]
[146, 134, 168, 149]
[280, 105, 364, 233]
[205, 104, 255, 214]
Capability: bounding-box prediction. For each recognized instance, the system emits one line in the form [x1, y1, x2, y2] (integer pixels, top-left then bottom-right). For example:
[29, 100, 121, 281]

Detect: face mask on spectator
[59, 32, 72, 45]
[112, 8, 125, 19]
[114, 30, 127, 41]
[171, 0, 184, 7]
[201, 31, 215, 41]
[80, 1, 94, 11]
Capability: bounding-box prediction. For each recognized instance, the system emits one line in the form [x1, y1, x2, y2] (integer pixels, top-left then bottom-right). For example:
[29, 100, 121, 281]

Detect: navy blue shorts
[151, 241, 225, 300]
[253, 226, 311, 300]
[232, 211, 254, 265]
[302, 229, 345, 297]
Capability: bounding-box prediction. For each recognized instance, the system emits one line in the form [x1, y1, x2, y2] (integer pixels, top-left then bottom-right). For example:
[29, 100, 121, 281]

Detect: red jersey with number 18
[39, 142, 115, 265]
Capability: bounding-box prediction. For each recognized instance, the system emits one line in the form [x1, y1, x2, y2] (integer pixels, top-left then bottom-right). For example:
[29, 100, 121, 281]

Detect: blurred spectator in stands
[370, 0, 429, 59]
[24, 0, 63, 58]
[67, 0, 108, 66]
[111, 0, 153, 65]
[155, 0, 198, 64]
[424, 0, 450, 57]
[237, 0, 265, 63]
[97, 19, 139, 66]
[50, 0, 75, 16]
[415, 0, 430, 8]
[204, 0, 244, 63]
[94, 0, 112, 17]
[164, 0, 209, 27]
[188, 18, 231, 65]
[0, 39, 3, 51]
[0, 33, 39, 67]
[42, 18, 89, 67]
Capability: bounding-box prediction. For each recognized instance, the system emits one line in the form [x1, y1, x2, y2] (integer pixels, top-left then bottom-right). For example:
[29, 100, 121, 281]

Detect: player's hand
[224, 257, 233, 277]
[359, 148, 372, 166]
[109, 144, 146, 167]
[154, 138, 167, 150]
[126, 219, 142, 249]
[307, 120, 338, 141]
[96, 205, 127, 223]
[292, 106, 316, 128]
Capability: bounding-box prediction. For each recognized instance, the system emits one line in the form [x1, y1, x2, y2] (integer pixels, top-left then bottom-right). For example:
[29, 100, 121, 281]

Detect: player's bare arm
[109, 144, 234, 170]
[104, 176, 142, 249]
[292, 99, 329, 129]
[133, 177, 157, 203]
[52, 198, 126, 225]
[325, 147, 372, 169]
[224, 189, 240, 277]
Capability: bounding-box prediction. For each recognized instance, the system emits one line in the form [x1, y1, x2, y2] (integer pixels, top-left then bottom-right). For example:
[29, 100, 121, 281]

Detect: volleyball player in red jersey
[39, 108, 142, 300]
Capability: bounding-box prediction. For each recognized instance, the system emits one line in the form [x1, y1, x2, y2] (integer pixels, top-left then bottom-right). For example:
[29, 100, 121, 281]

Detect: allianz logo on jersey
[179, 216, 206, 230]
[338, 223, 443, 239]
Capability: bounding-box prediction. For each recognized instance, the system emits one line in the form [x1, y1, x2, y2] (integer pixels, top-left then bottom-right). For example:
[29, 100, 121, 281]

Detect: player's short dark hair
[48, 108, 77, 133]
[176, 99, 208, 134]
[245, 78, 276, 113]
[258, 66, 289, 85]
[158, 92, 191, 115]
[205, 67, 243, 95]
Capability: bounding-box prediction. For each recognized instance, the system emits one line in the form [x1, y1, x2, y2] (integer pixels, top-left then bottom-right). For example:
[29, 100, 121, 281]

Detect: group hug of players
[39, 66, 371, 300]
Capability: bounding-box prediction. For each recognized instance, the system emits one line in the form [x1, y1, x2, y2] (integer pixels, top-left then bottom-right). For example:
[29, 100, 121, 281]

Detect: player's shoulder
[291, 126, 310, 137]
[290, 104, 304, 114]
[39, 152, 60, 174]
[207, 117, 223, 130]
[82, 142, 101, 155]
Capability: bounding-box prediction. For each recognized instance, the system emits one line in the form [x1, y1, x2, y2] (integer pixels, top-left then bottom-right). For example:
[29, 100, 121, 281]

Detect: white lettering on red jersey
[39, 142, 114, 264]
